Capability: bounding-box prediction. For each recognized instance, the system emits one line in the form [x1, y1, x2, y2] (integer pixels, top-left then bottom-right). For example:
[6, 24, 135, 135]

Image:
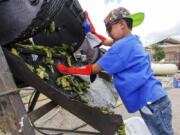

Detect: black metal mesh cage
[0, 0, 85, 48]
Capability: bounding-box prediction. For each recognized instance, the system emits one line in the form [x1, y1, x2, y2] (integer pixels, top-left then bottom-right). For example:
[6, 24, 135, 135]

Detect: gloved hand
[82, 11, 95, 33]
[56, 64, 93, 75]
[82, 16, 91, 33]
[82, 11, 106, 42]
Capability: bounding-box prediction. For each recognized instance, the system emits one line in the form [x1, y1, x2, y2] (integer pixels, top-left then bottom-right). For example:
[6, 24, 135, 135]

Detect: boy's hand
[82, 11, 96, 33]
[82, 11, 106, 42]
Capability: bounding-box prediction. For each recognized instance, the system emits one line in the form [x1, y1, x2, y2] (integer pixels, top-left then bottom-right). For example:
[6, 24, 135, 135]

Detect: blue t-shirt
[97, 34, 166, 113]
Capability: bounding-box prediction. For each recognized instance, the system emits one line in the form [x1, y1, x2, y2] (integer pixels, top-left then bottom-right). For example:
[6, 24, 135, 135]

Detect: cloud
[141, 21, 180, 46]
[104, 0, 122, 4]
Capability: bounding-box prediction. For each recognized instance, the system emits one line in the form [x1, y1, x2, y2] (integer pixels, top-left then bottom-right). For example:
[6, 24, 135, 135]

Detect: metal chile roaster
[0, 0, 123, 134]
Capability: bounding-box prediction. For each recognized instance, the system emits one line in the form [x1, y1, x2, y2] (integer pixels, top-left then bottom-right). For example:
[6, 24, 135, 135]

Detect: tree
[151, 44, 165, 62]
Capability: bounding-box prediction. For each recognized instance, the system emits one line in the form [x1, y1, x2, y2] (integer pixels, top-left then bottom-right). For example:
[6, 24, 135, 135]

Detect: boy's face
[107, 20, 126, 41]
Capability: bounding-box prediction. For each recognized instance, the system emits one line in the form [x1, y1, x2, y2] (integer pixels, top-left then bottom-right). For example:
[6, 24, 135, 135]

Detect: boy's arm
[102, 38, 114, 46]
[56, 63, 103, 75]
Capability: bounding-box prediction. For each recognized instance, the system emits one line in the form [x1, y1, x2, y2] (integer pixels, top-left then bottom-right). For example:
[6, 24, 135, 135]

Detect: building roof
[162, 38, 180, 44]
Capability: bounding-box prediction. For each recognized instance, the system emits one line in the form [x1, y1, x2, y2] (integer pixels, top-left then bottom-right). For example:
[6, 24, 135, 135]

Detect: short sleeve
[97, 47, 127, 75]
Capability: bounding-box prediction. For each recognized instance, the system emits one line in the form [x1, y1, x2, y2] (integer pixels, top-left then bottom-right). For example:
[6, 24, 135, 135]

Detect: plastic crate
[173, 78, 180, 88]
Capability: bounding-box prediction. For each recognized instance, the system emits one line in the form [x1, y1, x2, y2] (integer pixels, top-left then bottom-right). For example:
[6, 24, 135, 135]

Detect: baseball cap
[104, 7, 144, 29]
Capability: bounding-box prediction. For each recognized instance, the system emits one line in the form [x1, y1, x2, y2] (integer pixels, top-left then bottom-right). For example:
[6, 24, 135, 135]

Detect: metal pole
[0, 46, 35, 135]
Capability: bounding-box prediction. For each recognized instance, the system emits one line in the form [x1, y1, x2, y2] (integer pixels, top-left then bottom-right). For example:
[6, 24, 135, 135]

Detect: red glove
[84, 11, 106, 42]
[56, 64, 93, 75]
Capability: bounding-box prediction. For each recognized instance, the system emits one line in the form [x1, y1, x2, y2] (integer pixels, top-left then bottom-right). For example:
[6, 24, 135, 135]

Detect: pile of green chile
[56, 75, 89, 95]
[10, 42, 87, 90]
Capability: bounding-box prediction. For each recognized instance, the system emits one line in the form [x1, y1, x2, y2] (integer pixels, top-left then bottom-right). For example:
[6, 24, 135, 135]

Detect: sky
[78, 0, 180, 46]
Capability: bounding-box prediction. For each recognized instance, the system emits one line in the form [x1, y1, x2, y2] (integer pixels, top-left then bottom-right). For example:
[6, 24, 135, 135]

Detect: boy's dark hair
[123, 18, 133, 30]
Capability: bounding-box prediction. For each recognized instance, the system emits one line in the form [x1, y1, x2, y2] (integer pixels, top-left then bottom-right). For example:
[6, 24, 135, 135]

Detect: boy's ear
[119, 20, 126, 29]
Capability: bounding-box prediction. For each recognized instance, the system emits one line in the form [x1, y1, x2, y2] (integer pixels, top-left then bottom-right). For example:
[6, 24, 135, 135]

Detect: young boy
[57, 7, 174, 135]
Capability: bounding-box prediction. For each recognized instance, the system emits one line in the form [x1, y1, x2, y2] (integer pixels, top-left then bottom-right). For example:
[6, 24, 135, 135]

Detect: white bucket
[124, 117, 152, 135]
